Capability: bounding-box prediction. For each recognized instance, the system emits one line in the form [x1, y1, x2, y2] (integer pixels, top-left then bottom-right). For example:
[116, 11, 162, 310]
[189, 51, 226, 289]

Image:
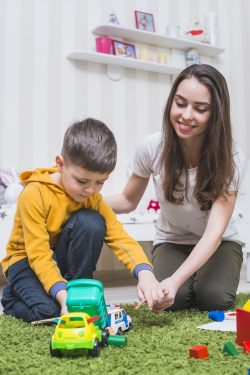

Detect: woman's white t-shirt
[132, 132, 246, 246]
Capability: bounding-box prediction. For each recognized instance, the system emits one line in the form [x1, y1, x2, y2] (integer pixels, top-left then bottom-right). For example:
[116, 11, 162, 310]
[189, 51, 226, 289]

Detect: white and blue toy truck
[106, 304, 132, 335]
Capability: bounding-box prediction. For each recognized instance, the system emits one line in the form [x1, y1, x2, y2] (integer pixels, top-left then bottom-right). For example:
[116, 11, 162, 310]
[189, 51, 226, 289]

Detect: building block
[236, 308, 250, 345]
[248, 369, 250, 375]
[243, 340, 250, 353]
[189, 345, 209, 359]
[243, 299, 250, 312]
[223, 341, 239, 356]
[208, 310, 225, 321]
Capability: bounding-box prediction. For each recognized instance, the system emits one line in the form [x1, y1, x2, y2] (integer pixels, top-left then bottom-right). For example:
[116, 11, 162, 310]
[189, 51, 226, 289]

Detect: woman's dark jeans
[1, 209, 106, 322]
[152, 241, 243, 311]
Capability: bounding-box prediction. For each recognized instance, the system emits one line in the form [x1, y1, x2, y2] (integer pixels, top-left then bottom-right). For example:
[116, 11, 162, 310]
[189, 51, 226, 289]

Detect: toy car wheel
[117, 327, 122, 335]
[101, 328, 109, 347]
[89, 339, 101, 357]
[129, 322, 133, 330]
[50, 342, 62, 357]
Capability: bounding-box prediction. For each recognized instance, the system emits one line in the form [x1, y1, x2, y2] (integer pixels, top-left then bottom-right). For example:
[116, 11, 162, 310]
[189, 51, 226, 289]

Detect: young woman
[106, 64, 245, 313]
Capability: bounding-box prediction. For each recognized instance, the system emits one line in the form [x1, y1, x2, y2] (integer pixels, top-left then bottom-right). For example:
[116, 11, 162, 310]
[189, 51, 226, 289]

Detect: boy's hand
[136, 270, 166, 311]
[55, 289, 68, 316]
[151, 277, 177, 313]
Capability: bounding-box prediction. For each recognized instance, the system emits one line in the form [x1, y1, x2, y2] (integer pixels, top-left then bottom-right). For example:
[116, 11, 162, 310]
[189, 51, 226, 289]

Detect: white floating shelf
[67, 50, 182, 76]
[92, 24, 224, 57]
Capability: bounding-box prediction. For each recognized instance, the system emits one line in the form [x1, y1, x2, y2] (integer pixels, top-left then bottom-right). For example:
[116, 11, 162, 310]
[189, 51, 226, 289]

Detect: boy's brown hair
[61, 118, 117, 174]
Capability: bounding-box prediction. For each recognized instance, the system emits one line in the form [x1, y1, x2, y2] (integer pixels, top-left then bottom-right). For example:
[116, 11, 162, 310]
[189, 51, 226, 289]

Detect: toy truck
[66, 279, 132, 334]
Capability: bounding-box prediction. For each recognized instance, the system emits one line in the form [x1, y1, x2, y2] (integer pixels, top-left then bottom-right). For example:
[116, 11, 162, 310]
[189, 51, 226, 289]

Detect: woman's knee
[168, 284, 194, 311]
[195, 285, 235, 311]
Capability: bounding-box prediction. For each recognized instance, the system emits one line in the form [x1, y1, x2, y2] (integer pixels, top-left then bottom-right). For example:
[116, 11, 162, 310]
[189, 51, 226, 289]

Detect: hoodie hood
[20, 167, 65, 194]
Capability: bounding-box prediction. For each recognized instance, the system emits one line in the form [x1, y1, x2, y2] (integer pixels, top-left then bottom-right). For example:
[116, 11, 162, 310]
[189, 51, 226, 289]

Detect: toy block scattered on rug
[223, 341, 239, 356]
[243, 299, 250, 312]
[189, 345, 209, 359]
[236, 308, 250, 345]
[243, 340, 250, 353]
[208, 310, 225, 321]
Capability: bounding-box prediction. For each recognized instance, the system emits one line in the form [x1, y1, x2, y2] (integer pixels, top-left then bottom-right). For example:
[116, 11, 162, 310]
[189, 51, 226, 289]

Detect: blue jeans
[1, 209, 106, 322]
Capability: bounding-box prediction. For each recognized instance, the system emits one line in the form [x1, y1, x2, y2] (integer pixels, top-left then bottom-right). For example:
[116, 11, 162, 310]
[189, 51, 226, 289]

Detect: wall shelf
[67, 50, 182, 78]
[68, 23, 224, 80]
[92, 24, 224, 57]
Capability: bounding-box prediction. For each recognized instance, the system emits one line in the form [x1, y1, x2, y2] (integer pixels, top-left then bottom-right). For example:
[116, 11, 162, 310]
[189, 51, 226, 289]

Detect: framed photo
[112, 40, 136, 59]
[135, 11, 155, 32]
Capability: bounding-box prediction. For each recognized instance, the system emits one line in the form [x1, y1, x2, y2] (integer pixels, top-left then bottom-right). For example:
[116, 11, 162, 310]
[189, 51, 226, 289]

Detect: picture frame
[112, 40, 137, 59]
[135, 10, 155, 32]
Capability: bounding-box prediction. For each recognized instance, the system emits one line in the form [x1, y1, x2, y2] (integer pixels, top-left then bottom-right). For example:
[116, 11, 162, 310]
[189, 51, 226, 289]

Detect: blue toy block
[208, 310, 225, 322]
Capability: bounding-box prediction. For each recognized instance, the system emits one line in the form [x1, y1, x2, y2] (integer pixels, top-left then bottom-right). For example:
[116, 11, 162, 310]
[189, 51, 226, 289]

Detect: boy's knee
[195, 286, 235, 311]
[32, 300, 60, 321]
[73, 209, 106, 233]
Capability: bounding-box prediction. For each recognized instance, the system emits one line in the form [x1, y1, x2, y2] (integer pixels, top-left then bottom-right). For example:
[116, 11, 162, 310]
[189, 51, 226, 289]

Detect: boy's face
[56, 156, 109, 203]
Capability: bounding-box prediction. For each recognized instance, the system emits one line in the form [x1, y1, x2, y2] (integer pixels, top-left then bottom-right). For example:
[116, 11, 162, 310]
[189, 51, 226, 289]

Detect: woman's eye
[196, 108, 208, 113]
[176, 101, 185, 107]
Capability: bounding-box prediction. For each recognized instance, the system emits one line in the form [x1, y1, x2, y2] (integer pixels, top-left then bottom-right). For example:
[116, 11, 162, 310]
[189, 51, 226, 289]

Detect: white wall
[0, 0, 249, 197]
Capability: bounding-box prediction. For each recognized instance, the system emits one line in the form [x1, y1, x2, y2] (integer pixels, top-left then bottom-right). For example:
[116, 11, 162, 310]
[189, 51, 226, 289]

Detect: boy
[1, 118, 165, 322]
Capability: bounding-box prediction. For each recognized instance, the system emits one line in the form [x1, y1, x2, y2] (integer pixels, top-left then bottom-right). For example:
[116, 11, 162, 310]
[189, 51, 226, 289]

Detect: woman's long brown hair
[161, 64, 237, 211]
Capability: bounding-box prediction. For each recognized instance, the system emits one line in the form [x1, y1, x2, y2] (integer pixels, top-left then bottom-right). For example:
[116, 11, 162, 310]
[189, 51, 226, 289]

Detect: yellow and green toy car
[50, 312, 108, 358]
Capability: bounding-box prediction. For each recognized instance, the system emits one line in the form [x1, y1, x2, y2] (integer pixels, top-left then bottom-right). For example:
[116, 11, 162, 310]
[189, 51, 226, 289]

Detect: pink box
[95, 36, 112, 54]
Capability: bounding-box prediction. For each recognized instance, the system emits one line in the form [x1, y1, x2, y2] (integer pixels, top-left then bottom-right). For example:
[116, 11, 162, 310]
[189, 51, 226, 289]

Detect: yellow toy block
[243, 300, 250, 312]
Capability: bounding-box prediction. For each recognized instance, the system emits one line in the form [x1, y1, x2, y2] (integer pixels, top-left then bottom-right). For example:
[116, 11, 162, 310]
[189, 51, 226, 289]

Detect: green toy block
[223, 341, 239, 356]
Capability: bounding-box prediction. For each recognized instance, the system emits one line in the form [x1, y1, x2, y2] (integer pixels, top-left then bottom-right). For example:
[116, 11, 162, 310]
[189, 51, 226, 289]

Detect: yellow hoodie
[1, 167, 152, 294]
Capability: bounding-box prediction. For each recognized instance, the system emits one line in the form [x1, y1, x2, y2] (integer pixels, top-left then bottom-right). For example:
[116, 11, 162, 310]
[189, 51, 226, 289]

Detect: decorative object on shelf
[186, 20, 206, 42]
[185, 48, 201, 66]
[156, 50, 168, 64]
[135, 10, 155, 32]
[165, 24, 181, 38]
[112, 40, 136, 58]
[106, 9, 120, 25]
[138, 48, 150, 61]
[95, 36, 112, 54]
[203, 12, 218, 45]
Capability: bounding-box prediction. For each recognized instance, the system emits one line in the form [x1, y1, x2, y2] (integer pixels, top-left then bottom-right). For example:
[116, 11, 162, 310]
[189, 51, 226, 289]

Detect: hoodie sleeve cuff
[50, 282, 67, 298]
[133, 264, 153, 279]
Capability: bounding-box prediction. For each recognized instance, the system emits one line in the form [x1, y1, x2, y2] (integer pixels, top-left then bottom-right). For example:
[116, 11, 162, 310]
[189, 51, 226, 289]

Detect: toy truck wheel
[101, 328, 109, 347]
[50, 342, 62, 357]
[89, 339, 101, 357]
[117, 327, 122, 335]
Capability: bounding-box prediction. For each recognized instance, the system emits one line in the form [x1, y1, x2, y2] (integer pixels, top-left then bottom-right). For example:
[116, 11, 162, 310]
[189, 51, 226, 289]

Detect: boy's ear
[55, 155, 64, 172]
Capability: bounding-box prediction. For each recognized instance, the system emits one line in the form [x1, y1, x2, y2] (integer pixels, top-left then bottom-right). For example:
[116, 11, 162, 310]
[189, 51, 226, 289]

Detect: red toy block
[236, 308, 250, 346]
[189, 345, 209, 359]
[243, 340, 250, 353]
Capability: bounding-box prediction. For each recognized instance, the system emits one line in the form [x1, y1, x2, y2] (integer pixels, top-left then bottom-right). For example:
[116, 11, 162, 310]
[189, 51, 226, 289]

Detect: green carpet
[1, 294, 250, 375]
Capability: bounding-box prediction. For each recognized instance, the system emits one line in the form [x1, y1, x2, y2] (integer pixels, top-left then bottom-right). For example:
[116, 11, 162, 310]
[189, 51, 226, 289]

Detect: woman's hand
[136, 270, 166, 311]
[150, 277, 178, 313]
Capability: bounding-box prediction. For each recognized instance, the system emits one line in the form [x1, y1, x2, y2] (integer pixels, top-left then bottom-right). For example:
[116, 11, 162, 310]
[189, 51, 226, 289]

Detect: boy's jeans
[1, 209, 106, 322]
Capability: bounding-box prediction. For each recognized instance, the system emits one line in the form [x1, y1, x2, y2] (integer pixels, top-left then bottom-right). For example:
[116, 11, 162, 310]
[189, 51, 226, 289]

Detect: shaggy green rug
[1, 294, 250, 375]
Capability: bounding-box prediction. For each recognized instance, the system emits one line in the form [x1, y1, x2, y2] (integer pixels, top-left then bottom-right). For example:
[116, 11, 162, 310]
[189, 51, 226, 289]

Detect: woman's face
[170, 76, 211, 144]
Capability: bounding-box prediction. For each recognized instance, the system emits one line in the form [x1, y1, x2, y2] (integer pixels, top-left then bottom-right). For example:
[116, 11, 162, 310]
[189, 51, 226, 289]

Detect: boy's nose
[84, 185, 95, 194]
